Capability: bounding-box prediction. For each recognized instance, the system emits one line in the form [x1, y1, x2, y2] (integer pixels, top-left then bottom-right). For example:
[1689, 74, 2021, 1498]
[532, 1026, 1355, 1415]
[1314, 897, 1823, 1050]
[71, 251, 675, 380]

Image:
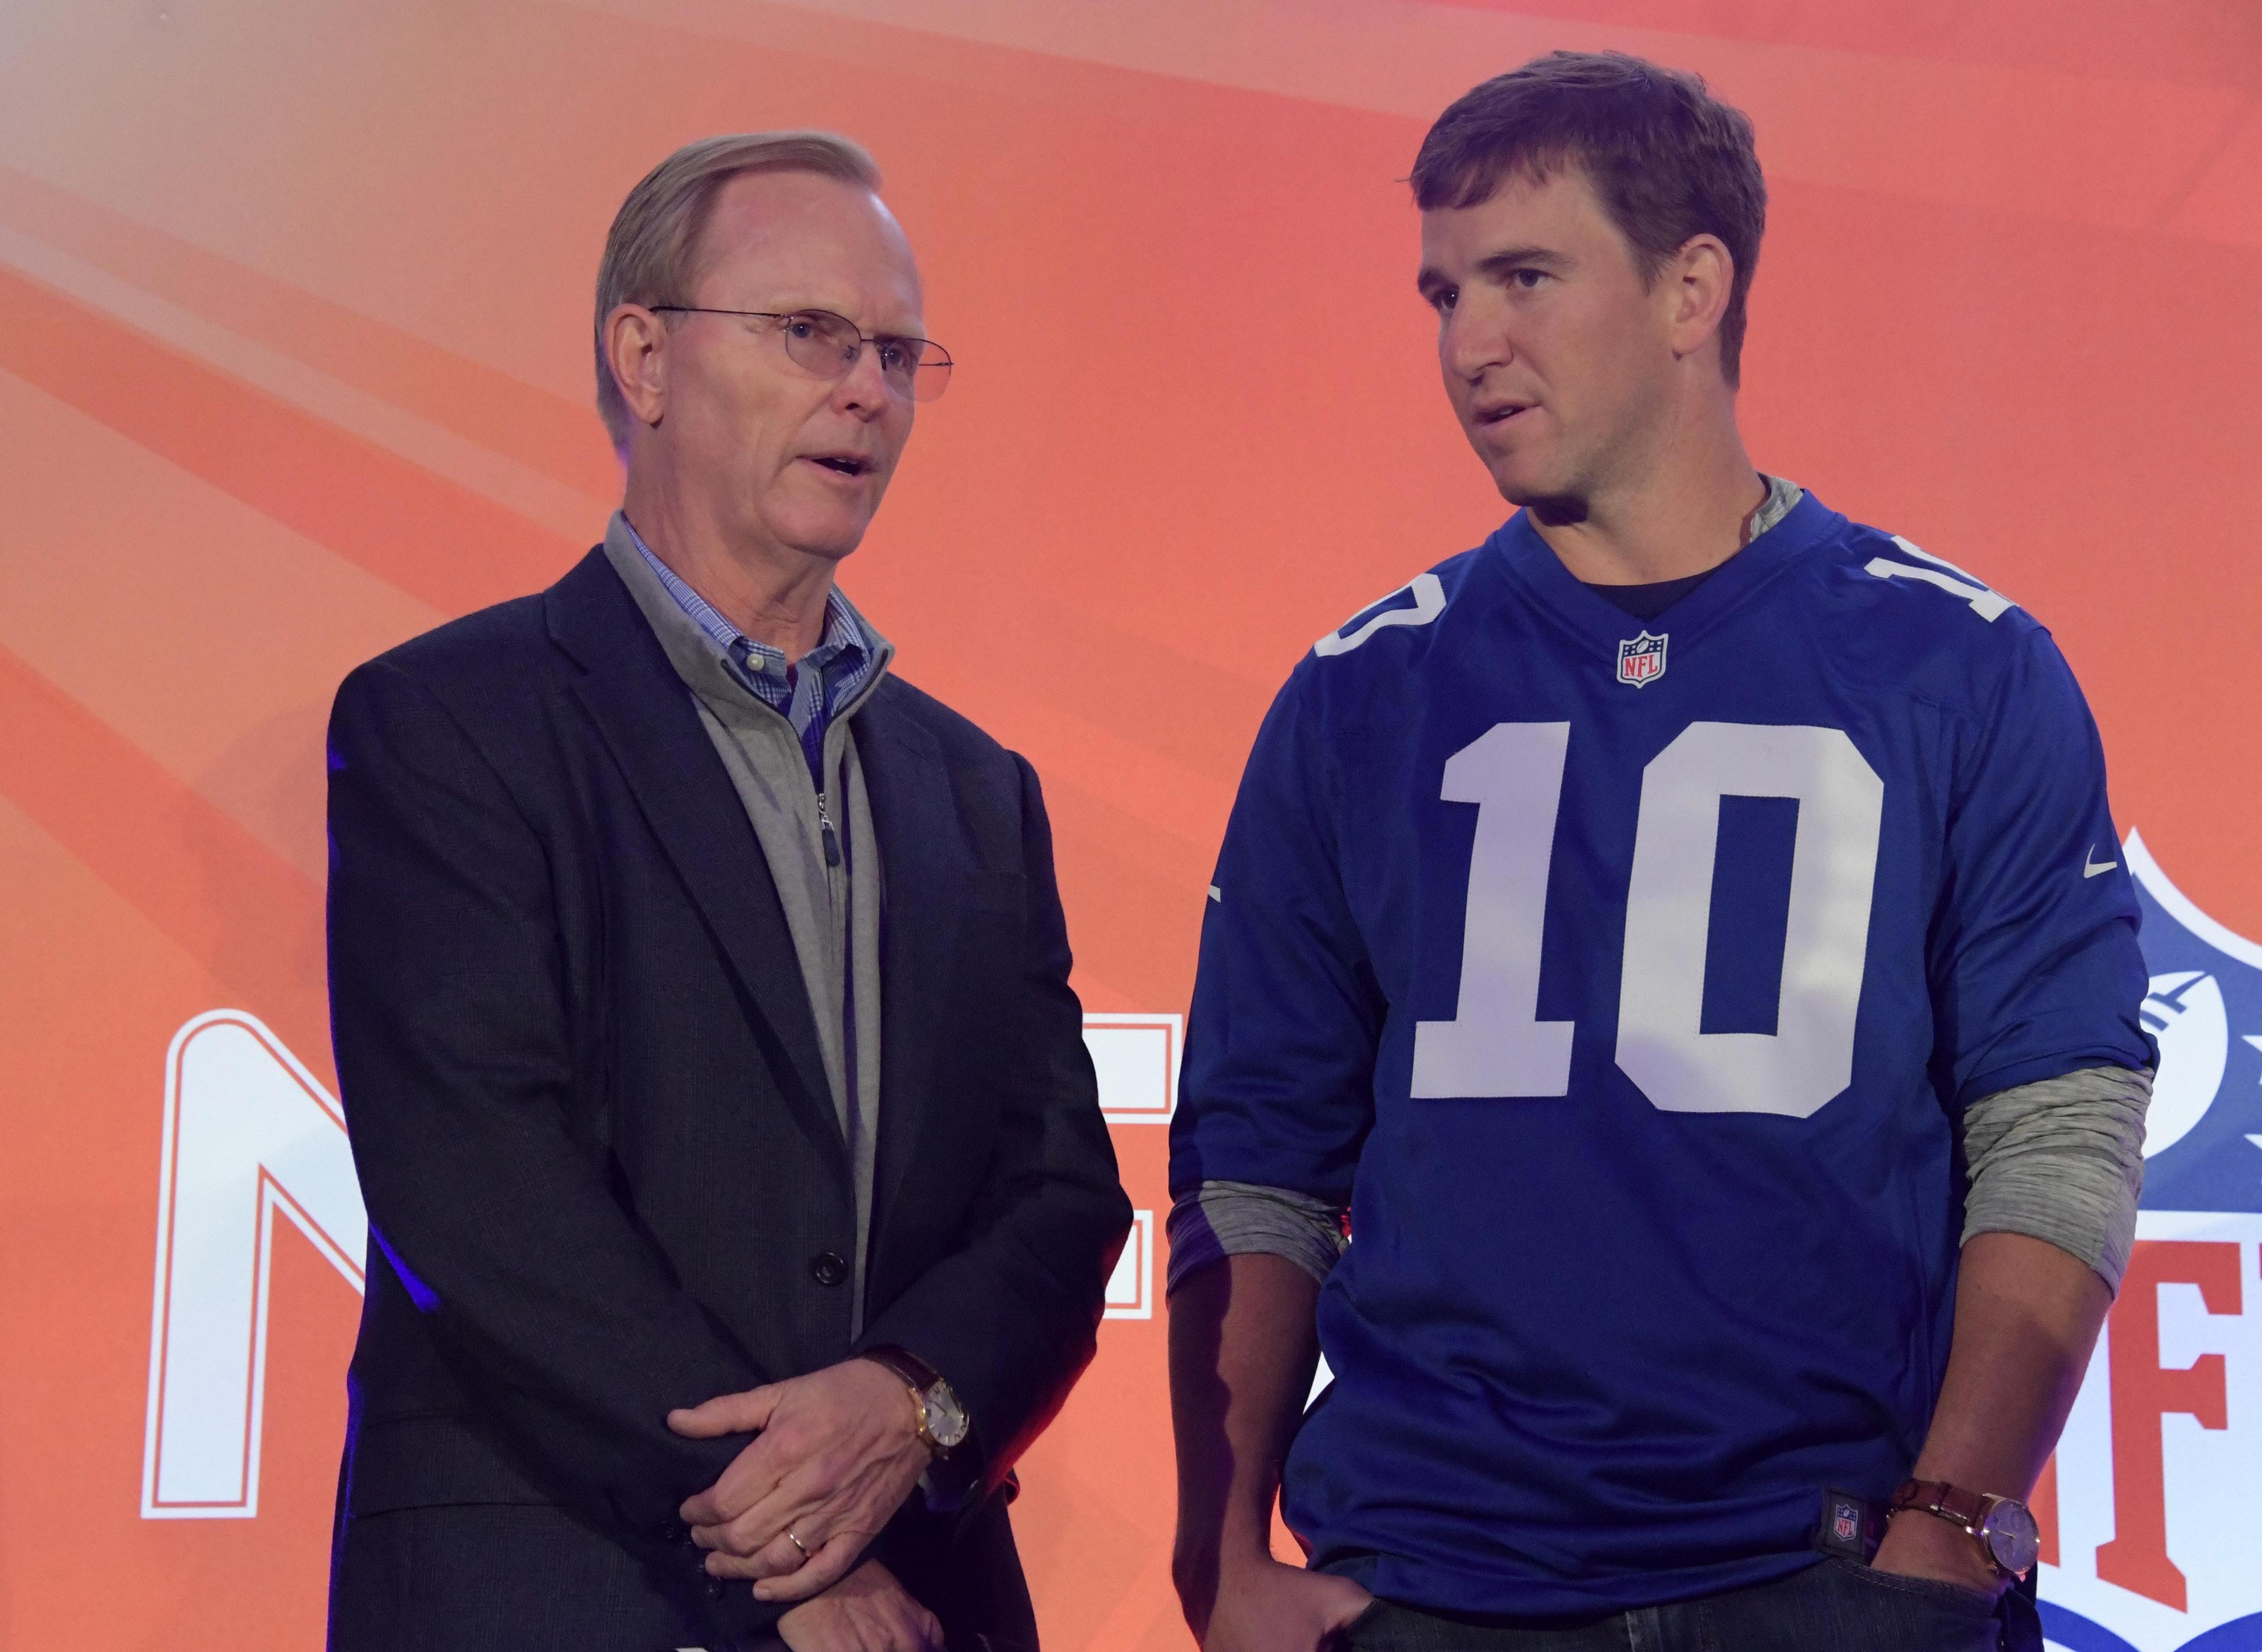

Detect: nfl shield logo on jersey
[1616, 631, 1667, 688]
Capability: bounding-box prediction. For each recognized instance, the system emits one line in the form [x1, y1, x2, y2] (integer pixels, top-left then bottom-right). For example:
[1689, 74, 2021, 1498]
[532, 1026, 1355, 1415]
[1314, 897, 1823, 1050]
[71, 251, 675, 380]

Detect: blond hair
[593, 131, 882, 447]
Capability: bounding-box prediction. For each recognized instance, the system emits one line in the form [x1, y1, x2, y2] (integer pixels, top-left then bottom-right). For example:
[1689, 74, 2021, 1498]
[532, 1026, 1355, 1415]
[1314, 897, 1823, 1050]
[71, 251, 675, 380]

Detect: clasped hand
[669, 1356, 932, 1604]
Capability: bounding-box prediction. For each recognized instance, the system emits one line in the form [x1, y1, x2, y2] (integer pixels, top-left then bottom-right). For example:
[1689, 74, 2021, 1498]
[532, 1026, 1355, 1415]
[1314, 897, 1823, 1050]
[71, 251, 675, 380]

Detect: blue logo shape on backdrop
[2124, 830, 2262, 1213]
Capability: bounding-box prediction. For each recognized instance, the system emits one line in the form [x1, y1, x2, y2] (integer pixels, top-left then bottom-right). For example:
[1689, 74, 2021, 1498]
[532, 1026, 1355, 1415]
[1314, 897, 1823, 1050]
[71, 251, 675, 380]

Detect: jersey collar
[1486, 488, 1840, 658]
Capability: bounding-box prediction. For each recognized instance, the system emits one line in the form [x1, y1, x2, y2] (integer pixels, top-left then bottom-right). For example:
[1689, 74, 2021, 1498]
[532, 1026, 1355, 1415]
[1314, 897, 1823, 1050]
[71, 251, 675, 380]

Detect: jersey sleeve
[1169, 662, 1384, 1204]
[1930, 628, 2153, 1104]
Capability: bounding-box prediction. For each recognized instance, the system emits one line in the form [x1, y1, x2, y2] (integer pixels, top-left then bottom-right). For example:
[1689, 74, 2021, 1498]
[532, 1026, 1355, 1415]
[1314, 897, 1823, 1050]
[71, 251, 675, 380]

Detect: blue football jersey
[1170, 491, 2152, 1616]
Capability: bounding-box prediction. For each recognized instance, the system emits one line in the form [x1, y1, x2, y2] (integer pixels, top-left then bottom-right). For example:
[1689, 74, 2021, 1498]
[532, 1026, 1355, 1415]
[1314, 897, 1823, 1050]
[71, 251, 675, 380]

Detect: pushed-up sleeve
[1961, 1064, 2151, 1292]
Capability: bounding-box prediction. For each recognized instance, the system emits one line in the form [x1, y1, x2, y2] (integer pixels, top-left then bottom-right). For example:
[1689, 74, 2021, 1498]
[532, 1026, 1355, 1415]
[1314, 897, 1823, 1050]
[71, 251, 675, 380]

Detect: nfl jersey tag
[1616, 630, 1667, 688]
[1816, 1489, 1881, 1561]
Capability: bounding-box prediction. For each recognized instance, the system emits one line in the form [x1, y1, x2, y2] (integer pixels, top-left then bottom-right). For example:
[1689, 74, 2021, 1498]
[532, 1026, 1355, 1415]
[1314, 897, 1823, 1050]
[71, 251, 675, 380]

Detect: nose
[1440, 299, 1512, 384]
[831, 340, 895, 419]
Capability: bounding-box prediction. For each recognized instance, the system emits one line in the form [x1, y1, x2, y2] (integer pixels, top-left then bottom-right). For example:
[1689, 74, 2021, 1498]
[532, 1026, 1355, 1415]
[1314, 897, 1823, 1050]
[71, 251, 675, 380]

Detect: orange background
[2, 2, 2258, 1648]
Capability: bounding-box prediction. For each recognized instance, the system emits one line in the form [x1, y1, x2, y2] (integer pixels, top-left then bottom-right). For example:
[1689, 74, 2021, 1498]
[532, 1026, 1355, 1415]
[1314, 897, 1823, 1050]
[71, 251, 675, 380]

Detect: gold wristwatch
[859, 1345, 970, 1458]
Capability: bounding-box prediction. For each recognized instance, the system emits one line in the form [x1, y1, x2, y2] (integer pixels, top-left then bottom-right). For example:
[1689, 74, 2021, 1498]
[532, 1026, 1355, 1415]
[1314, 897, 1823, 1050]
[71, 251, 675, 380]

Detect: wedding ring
[785, 1528, 809, 1561]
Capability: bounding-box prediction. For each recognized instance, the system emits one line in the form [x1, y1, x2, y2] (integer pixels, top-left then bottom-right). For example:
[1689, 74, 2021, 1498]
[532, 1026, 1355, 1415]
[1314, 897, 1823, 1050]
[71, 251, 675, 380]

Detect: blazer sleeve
[855, 753, 1135, 1488]
[326, 658, 790, 1644]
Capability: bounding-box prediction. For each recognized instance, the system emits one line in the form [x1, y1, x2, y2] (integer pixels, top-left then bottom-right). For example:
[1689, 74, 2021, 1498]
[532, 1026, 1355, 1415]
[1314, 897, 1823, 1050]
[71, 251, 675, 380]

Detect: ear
[1664, 234, 1734, 367]
[604, 303, 671, 431]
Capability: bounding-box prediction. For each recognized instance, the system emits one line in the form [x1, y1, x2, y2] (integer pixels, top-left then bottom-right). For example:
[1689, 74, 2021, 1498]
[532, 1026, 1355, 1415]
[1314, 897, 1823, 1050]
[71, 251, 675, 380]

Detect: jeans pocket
[1830, 1555, 2000, 1614]
[1335, 1598, 1387, 1644]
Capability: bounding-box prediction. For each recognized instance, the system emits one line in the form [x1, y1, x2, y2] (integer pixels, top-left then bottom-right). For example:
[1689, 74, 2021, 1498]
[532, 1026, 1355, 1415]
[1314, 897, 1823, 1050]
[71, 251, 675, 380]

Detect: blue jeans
[1340, 1557, 2030, 1652]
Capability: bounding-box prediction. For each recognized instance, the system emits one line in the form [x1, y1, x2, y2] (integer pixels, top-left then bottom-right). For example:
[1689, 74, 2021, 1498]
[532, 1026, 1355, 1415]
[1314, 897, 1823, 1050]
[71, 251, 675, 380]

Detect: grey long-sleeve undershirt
[1165, 1064, 2152, 1298]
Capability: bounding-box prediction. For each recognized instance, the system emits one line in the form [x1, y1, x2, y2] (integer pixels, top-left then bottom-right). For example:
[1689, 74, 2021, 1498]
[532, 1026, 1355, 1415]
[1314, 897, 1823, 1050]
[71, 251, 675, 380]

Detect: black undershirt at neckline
[1582, 565, 1721, 623]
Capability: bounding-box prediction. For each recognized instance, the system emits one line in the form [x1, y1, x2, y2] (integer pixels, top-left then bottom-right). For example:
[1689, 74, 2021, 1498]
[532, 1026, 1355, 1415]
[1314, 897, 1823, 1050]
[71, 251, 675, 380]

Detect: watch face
[924, 1383, 970, 1452]
[1981, 1499, 2039, 1576]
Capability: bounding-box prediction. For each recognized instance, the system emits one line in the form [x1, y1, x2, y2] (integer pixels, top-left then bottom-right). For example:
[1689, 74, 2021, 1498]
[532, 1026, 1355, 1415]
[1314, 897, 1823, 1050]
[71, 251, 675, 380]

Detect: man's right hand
[1188, 1555, 1372, 1652]
[1170, 1256, 1367, 1652]
[776, 1559, 943, 1652]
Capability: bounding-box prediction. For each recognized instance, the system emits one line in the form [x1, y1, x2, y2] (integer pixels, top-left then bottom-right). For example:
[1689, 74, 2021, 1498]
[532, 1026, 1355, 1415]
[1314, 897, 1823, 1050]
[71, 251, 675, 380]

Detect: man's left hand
[669, 1357, 932, 1603]
[1870, 1509, 2012, 1604]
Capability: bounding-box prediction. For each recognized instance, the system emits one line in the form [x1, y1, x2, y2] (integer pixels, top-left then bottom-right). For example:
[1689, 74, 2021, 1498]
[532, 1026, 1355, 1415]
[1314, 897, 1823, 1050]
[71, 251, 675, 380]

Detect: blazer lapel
[545, 552, 842, 1161]
[856, 691, 961, 1232]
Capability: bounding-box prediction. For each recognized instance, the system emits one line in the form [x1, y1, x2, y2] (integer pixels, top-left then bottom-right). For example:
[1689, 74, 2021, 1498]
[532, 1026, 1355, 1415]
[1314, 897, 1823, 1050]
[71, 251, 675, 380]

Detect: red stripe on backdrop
[0, 262, 583, 620]
[0, 644, 330, 1074]
[0, 164, 620, 501]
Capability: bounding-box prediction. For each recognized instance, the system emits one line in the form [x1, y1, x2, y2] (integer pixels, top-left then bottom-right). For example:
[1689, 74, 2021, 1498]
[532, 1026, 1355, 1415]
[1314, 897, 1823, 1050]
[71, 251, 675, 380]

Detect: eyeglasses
[650, 306, 953, 402]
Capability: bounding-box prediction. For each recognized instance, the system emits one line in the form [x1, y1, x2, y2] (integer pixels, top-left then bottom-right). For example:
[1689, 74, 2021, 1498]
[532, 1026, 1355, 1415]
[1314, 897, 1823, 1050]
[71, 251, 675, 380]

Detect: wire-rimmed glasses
[651, 305, 953, 402]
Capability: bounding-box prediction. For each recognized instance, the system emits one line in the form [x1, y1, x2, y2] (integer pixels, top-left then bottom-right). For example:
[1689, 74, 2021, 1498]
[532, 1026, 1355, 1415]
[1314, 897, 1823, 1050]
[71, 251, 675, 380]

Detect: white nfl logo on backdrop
[1616, 630, 1668, 687]
[2033, 831, 2262, 1652]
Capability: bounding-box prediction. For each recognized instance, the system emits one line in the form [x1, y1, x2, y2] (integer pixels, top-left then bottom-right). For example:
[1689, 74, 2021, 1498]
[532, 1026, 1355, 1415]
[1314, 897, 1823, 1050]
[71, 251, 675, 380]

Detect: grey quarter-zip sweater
[602, 514, 891, 1336]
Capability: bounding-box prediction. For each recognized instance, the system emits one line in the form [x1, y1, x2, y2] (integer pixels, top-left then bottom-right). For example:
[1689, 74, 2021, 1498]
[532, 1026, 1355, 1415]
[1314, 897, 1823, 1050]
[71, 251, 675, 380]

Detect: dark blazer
[323, 547, 1132, 1651]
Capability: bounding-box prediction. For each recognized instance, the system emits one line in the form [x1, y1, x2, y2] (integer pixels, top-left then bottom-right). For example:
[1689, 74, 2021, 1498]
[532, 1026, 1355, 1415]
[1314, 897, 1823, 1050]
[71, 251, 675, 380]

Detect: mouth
[1473, 402, 1532, 429]
[801, 452, 875, 478]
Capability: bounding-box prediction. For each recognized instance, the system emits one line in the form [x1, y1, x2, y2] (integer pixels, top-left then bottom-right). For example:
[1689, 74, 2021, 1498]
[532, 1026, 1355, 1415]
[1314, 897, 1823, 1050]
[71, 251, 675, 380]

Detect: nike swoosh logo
[2084, 848, 2118, 878]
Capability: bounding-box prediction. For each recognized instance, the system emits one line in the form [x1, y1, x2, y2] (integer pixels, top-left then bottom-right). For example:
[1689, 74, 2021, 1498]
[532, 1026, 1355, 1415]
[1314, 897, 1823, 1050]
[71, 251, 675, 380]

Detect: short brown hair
[593, 131, 882, 448]
[1411, 52, 1765, 386]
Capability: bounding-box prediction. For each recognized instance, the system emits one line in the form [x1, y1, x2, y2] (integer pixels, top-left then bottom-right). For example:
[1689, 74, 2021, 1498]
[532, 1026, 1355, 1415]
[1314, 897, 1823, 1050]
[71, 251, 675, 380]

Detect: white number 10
[1410, 721, 1884, 1117]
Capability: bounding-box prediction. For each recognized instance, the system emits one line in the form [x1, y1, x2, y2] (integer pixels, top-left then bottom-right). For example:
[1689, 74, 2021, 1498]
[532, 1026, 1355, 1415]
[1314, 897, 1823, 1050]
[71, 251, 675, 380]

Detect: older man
[325, 132, 1130, 1652]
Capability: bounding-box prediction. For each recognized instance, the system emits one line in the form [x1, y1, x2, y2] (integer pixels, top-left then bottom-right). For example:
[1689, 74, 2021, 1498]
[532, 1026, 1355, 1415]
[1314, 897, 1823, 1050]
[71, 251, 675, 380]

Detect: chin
[1489, 472, 1587, 527]
[1486, 446, 1592, 513]
[1489, 461, 1552, 505]
[786, 533, 864, 566]
[768, 505, 874, 565]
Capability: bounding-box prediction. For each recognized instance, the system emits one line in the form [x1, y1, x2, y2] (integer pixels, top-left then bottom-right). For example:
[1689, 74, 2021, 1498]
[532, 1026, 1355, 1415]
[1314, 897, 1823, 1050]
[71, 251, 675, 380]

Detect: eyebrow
[1416, 244, 1571, 299]
[744, 301, 929, 339]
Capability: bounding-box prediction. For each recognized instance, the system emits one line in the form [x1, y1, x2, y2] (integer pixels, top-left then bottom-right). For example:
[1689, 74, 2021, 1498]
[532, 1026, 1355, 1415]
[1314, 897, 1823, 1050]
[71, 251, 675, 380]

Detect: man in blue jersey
[1167, 51, 2152, 1652]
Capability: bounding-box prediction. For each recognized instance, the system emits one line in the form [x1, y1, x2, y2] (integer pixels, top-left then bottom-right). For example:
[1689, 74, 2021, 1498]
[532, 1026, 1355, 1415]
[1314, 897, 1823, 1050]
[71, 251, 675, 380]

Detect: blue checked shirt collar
[624, 519, 883, 779]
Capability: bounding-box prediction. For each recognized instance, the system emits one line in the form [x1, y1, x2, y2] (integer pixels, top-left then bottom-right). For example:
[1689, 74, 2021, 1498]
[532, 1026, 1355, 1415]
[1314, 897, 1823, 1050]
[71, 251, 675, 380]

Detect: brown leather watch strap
[858, 1344, 963, 1458]
[1890, 1479, 1989, 1529]
[859, 1344, 941, 1393]
[1887, 1478, 2040, 1581]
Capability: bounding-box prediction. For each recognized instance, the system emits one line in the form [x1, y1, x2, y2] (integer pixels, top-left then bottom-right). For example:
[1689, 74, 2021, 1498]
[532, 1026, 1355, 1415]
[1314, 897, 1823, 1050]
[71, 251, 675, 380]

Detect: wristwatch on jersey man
[1887, 1479, 2041, 1579]
[859, 1345, 971, 1458]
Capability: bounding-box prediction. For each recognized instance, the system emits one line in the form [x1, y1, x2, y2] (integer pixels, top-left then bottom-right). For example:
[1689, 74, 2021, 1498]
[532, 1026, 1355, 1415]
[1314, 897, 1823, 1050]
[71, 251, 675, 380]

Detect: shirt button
[809, 1252, 849, 1287]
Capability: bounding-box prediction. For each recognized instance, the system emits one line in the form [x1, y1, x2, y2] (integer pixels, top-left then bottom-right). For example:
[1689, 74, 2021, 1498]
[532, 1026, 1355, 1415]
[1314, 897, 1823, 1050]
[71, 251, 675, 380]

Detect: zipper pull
[816, 790, 841, 868]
